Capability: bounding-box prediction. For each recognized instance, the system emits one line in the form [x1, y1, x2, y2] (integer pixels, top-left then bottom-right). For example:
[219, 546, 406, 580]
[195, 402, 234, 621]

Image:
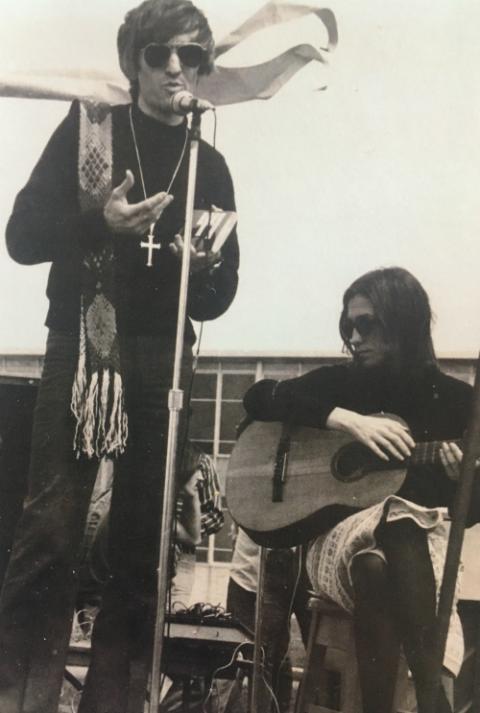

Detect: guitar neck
[412, 438, 461, 466]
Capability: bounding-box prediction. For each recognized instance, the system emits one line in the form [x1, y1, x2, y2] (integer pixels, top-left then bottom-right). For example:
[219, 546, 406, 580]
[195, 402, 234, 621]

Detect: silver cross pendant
[140, 223, 161, 267]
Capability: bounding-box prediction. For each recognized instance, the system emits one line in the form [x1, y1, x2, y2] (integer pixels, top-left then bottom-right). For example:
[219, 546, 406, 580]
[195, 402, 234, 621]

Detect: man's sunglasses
[342, 315, 381, 340]
[143, 42, 206, 69]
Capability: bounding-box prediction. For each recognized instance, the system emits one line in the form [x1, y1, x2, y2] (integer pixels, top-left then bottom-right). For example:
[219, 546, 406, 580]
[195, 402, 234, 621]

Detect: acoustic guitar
[225, 417, 453, 548]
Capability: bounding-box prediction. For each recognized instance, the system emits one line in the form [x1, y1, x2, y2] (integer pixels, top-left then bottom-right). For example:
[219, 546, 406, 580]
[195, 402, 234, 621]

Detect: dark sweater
[6, 102, 239, 344]
[244, 363, 476, 517]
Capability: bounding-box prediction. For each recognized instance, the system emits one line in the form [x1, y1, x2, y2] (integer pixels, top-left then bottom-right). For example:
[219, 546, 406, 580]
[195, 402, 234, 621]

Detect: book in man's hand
[190, 208, 237, 253]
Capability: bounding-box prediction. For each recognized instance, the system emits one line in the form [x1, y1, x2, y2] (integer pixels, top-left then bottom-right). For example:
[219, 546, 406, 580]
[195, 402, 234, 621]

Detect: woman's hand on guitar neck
[326, 408, 415, 462]
[439, 441, 463, 481]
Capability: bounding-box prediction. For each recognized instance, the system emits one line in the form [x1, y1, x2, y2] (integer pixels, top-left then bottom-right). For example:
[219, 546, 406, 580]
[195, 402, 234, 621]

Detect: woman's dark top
[244, 363, 475, 516]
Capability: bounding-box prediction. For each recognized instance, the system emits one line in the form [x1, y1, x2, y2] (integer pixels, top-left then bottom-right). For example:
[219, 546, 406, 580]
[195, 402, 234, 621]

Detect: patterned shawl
[71, 101, 128, 459]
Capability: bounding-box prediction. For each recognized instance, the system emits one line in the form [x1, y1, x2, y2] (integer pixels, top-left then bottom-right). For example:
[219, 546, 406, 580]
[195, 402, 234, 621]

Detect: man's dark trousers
[0, 330, 192, 713]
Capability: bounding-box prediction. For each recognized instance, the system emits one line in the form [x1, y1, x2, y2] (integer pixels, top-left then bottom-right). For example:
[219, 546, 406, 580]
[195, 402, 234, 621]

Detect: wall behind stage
[0, 0, 479, 356]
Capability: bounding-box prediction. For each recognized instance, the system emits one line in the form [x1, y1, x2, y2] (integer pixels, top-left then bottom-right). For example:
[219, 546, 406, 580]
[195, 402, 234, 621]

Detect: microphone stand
[148, 106, 203, 713]
[250, 546, 267, 713]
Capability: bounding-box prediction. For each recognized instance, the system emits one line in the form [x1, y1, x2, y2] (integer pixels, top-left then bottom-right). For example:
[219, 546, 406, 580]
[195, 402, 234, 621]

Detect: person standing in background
[220, 528, 311, 713]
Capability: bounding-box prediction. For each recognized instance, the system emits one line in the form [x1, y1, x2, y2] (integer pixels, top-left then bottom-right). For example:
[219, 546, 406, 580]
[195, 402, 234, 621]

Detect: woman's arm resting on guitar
[243, 367, 345, 426]
[326, 408, 415, 462]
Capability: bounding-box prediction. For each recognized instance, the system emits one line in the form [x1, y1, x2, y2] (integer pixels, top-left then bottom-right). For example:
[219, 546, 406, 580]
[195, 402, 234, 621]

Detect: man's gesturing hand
[104, 170, 173, 236]
[327, 408, 415, 462]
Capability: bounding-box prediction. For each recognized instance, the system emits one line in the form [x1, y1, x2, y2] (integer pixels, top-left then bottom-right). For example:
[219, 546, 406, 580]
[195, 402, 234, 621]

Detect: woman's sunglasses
[143, 42, 206, 69]
[342, 315, 381, 340]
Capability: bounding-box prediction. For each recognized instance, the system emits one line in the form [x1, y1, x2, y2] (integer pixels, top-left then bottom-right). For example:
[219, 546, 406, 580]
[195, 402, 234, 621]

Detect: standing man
[1, 1, 239, 712]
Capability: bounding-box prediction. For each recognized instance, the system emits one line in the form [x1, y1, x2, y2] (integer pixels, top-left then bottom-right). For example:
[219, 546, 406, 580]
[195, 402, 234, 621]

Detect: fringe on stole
[71, 299, 128, 459]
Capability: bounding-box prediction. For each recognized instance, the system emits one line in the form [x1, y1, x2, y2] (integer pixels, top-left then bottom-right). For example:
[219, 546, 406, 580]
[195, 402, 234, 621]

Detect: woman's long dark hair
[339, 267, 437, 374]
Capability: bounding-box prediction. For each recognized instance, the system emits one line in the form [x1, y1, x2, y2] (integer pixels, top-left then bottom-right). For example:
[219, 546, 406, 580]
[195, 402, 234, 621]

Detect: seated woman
[243, 267, 479, 713]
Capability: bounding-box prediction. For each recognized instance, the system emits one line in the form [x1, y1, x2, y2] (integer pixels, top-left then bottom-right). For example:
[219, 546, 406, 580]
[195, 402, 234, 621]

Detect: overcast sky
[1, 0, 479, 356]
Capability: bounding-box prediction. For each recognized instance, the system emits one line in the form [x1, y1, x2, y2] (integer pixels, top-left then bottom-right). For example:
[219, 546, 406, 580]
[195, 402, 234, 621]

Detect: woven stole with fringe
[71, 101, 128, 459]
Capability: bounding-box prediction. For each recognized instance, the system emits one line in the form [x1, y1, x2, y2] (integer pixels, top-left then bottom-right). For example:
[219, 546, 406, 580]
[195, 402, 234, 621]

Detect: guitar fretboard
[412, 439, 461, 466]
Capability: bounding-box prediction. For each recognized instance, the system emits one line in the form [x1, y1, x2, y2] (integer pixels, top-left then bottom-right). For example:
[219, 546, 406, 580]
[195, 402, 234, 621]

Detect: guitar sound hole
[332, 443, 380, 482]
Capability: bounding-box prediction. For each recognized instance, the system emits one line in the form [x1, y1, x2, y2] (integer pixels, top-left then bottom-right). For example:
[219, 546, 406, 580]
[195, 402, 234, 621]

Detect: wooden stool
[295, 596, 414, 713]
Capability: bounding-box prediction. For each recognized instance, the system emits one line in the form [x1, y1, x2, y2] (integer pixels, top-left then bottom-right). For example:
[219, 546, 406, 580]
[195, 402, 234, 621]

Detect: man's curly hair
[118, 0, 215, 89]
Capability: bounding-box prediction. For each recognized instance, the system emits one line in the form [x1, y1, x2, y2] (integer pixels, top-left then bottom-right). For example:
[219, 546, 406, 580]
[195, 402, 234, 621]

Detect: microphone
[170, 90, 215, 115]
